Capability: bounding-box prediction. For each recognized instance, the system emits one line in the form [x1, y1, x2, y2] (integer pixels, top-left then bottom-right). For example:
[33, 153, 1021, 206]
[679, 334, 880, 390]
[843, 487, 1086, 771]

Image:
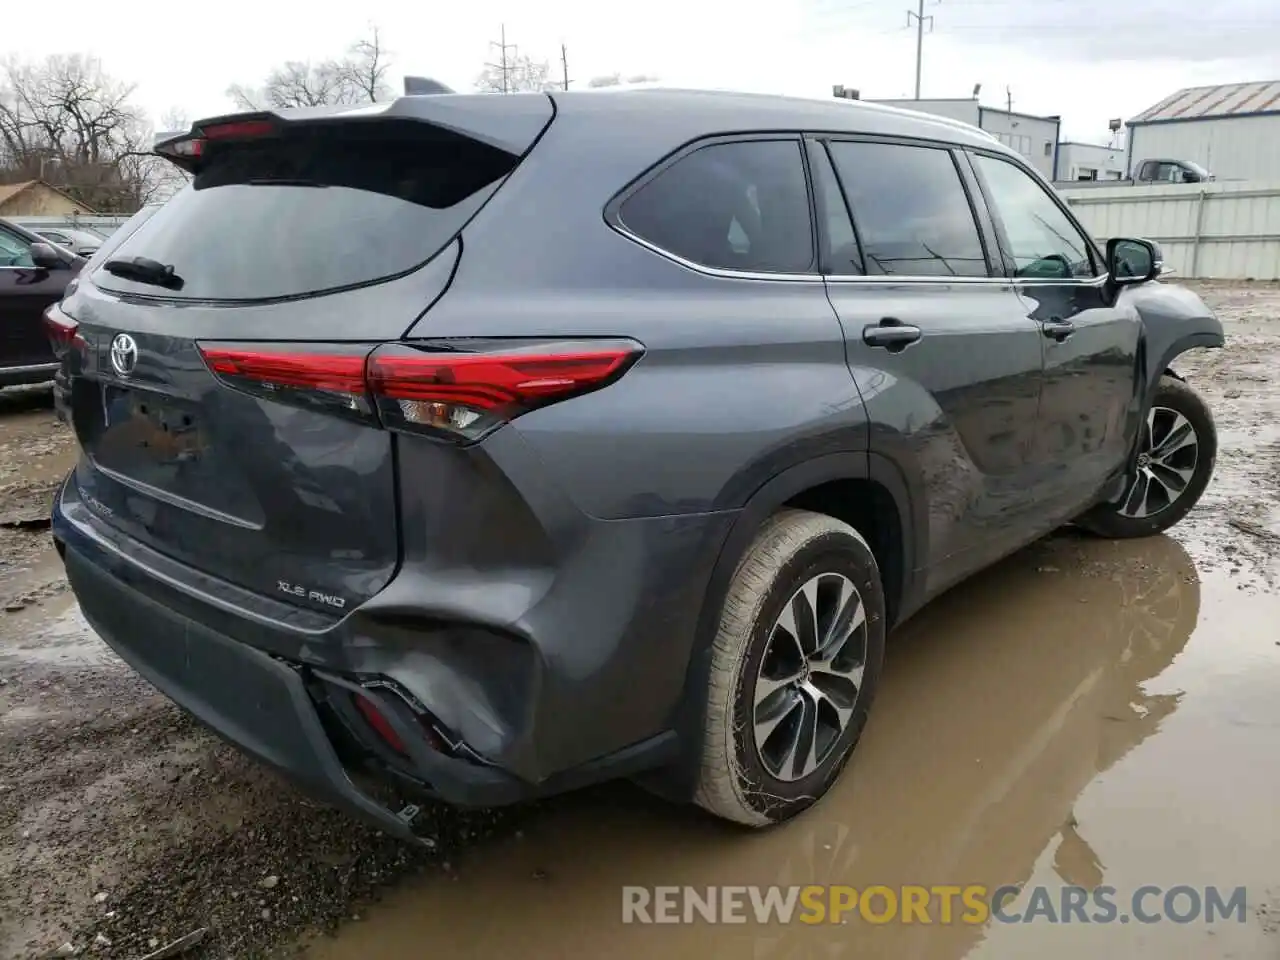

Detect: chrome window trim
[826, 273, 1109, 287]
[612, 223, 1113, 287]
[608, 224, 825, 283]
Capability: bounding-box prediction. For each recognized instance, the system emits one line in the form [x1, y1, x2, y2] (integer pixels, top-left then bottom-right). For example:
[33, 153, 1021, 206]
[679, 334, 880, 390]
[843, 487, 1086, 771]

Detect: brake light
[200, 119, 277, 141]
[197, 340, 642, 441]
[199, 346, 375, 422]
[42, 302, 84, 359]
[367, 344, 640, 439]
[201, 348, 367, 393]
[353, 694, 405, 755]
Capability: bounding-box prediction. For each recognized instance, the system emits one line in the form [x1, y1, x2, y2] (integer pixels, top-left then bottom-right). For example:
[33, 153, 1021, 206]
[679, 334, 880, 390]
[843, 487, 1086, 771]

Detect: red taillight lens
[41, 302, 83, 359]
[367, 344, 640, 439]
[197, 340, 642, 441]
[201, 348, 367, 393]
[353, 693, 405, 755]
[199, 345, 375, 422]
[200, 119, 277, 141]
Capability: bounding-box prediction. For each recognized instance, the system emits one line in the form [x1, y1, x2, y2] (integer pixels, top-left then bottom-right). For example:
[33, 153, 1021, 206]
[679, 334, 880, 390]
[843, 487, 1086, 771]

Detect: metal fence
[9, 213, 135, 237]
[1057, 180, 1280, 281]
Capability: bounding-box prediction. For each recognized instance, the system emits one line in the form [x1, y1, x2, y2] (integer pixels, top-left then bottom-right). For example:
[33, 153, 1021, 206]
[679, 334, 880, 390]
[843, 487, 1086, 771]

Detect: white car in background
[23, 226, 104, 258]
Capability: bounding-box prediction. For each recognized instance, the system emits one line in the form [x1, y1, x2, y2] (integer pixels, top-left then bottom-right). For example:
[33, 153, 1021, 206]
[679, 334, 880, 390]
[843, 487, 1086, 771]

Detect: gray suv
[50, 89, 1222, 840]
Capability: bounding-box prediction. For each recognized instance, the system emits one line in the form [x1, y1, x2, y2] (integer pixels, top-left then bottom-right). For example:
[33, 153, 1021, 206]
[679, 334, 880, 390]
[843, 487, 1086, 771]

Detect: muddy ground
[2, 281, 1279, 960]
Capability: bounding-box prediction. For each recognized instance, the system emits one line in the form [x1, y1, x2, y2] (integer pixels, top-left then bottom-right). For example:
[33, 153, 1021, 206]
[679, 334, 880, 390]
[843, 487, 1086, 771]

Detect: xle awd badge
[278, 580, 347, 610]
[110, 333, 138, 377]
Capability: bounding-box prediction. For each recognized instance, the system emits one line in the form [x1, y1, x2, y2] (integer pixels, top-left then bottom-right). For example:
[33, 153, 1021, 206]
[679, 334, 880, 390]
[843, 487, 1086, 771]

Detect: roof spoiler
[404, 76, 455, 95]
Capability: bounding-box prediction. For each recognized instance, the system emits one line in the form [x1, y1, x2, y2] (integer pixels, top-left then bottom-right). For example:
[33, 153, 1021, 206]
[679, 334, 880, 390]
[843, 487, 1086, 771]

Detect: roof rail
[404, 76, 454, 95]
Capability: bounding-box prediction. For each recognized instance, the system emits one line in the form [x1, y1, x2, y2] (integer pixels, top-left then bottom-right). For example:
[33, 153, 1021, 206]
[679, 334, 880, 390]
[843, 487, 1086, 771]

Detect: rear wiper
[102, 256, 184, 291]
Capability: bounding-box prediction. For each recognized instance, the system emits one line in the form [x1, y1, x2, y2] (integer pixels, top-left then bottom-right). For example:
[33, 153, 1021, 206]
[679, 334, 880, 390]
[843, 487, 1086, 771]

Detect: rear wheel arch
[656, 452, 919, 799]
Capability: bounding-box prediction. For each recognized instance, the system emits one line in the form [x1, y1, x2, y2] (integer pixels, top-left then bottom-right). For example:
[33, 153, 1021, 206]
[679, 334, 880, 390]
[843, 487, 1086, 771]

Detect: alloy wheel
[1118, 405, 1201, 519]
[752, 573, 868, 782]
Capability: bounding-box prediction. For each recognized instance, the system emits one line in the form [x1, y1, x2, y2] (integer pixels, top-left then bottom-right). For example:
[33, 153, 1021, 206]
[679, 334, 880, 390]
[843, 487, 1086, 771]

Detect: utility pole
[1006, 85, 1013, 114]
[561, 43, 571, 91]
[485, 24, 517, 94]
[907, 0, 936, 99]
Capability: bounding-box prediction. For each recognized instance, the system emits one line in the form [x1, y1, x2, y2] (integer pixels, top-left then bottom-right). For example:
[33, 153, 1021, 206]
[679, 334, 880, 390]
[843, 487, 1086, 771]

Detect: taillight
[353, 693, 406, 755]
[199, 345, 376, 423]
[197, 339, 643, 441]
[367, 342, 641, 440]
[41, 302, 84, 359]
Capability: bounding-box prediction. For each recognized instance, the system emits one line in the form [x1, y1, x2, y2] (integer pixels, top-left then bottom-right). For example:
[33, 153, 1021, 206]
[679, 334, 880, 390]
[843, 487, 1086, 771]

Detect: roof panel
[1130, 80, 1280, 123]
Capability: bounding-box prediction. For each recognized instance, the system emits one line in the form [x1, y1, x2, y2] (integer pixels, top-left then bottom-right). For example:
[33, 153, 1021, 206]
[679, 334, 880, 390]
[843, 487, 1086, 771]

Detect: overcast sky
[9, 0, 1280, 142]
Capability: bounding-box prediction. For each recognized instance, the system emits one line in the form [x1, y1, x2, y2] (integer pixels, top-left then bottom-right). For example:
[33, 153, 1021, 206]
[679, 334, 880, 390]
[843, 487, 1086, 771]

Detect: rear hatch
[61, 96, 553, 614]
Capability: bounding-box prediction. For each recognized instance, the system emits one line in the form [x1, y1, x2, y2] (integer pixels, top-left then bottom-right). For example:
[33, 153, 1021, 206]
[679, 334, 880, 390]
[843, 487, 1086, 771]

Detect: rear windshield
[94, 120, 518, 301]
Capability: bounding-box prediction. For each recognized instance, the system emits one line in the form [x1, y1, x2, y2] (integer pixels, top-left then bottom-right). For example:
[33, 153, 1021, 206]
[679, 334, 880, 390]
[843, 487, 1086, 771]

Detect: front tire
[694, 509, 886, 827]
[1078, 375, 1217, 539]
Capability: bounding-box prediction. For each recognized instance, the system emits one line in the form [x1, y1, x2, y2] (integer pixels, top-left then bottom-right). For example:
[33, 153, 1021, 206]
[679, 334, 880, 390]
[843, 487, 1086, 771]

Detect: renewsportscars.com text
[621, 884, 1248, 926]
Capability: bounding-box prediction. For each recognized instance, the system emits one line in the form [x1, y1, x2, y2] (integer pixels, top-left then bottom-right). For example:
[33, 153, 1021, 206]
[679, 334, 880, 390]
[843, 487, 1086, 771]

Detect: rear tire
[1078, 375, 1217, 539]
[694, 509, 886, 827]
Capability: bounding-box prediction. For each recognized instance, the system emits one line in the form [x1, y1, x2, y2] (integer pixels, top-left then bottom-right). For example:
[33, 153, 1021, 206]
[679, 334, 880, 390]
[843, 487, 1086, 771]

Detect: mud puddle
[304, 534, 1280, 960]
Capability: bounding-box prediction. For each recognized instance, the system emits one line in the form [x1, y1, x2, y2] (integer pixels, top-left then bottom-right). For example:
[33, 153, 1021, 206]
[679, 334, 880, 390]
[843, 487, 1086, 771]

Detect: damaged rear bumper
[52, 474, 721, 840]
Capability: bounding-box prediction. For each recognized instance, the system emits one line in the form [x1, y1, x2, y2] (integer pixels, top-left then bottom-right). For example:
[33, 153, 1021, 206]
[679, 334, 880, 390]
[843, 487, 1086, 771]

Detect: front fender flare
[1148, 331, 1222, 402]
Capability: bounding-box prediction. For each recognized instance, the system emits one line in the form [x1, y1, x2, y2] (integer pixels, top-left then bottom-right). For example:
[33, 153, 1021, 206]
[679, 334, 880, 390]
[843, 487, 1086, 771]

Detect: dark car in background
[49, 89, 1223, 842]
[0, 217, 84, 388]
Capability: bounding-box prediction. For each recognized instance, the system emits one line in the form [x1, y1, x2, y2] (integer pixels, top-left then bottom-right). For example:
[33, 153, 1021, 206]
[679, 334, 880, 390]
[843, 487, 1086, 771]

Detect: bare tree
[227, 28, 391, 110]
[0, 54, 172, 211]
[474, 54, 555, 94]
[343, 27, 390, 102]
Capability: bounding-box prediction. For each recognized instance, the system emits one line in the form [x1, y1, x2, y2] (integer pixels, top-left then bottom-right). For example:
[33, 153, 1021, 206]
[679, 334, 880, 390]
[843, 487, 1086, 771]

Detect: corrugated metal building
[1127, 80, 1280, 181]
[867, 98, 1061, 180]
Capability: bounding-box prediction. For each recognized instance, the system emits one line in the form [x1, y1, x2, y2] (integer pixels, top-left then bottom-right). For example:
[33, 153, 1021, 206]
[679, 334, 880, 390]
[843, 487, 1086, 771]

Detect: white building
[1056, 142, 1127, 182]
[1126, 80, 1280, 181]
[867, 98, 1061, 181]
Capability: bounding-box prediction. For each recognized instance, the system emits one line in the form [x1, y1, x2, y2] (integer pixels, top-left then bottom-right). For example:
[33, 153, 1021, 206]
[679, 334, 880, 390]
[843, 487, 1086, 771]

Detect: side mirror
[1181, 170, 1202, 183]
[29, 241, 64, 270]
[1107, 237, 1162, 286]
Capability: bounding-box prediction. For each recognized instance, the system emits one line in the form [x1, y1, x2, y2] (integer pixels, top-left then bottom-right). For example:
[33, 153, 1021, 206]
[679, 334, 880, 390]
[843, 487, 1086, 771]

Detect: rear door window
[617, 139, 815, 274]
[93, 120, 520, 301]
[825, 140, 990, 278]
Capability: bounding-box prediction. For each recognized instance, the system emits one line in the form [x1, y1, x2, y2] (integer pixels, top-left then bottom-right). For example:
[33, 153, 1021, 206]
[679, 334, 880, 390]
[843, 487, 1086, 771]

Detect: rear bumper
[60, 539, 431, 841]
[53, 471, 730, 836]
[0, 361, 58, 389]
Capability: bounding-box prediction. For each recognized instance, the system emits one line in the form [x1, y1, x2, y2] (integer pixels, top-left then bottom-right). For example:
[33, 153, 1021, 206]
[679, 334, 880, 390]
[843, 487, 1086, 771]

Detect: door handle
[1040, 318, 1075, 342]
[862, 317, 922, 351]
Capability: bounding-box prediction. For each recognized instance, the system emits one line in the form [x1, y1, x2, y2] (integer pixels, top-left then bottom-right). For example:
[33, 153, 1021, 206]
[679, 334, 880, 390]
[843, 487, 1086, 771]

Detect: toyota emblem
[110, 333, 138, 377]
